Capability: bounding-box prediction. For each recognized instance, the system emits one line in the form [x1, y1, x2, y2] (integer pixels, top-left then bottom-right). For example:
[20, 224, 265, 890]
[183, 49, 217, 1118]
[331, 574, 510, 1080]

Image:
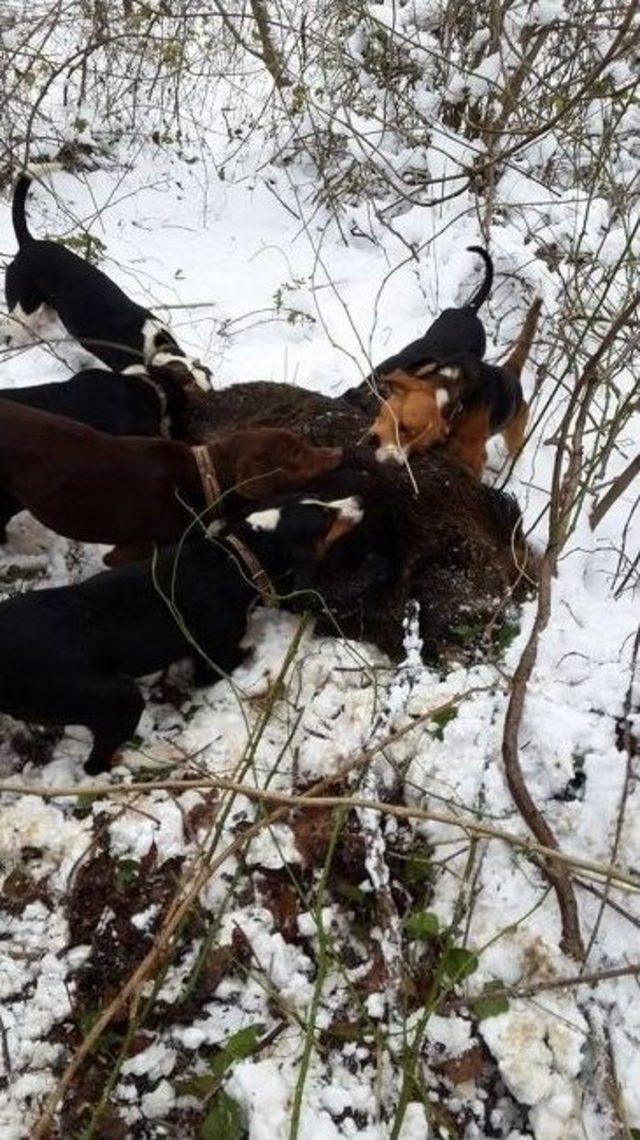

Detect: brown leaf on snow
[184, 791, 220, 841]
[166, 946, 234, 1023]
[433, 1042, 490, 1086]
[67, 844, 184, 1017]
[291, 806, 366, 879]
[358, 943, 388, 996]
[0, 868, 50, 915]
[291, 806, 334, 864]
[257, 871, 301, 940]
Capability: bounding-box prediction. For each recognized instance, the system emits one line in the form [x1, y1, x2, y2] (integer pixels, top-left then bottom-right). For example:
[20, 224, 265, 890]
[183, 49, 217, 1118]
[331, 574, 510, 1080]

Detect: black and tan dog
[368, 297, 542, 476]
[373, 246, 493, 375]
[2, 175, 211, 388]
[0, 492, 363, 774]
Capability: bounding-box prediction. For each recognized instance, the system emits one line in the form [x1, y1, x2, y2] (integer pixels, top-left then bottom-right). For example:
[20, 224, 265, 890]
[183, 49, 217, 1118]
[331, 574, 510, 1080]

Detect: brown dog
[0, 400, 342, 555]
[368, 298, 542, 476]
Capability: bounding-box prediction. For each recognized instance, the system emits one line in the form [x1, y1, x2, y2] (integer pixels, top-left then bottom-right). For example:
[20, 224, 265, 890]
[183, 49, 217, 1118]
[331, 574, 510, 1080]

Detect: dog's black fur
[0, 366, 186, 438]
[435, 352, 523, 432]
[0, 493, 361, 775]
[372, 246, 493, 377]
[4, 176, 210, 385]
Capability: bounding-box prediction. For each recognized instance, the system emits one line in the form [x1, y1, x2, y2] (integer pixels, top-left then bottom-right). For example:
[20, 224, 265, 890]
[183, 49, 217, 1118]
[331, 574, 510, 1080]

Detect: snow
[228, 1060, 290, 1138]
[0, 4, 639, 1138]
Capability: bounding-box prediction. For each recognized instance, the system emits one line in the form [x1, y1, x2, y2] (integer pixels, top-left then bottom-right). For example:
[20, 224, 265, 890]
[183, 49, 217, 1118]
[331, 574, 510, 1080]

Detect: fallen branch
[30, 694, 460, 1139]
[3, 775, 639, 892]
[453, 960, 640, 1008]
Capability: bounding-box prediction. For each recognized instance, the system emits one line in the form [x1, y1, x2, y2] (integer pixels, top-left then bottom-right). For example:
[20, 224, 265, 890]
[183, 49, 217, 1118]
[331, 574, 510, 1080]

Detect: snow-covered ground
[0, 5, 638, 1137]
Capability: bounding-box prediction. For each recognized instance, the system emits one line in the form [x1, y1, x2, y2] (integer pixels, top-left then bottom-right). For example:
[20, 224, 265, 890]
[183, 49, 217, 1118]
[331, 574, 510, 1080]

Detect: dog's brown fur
[0, 400, 342, 554]
[368, 298, 542, 476]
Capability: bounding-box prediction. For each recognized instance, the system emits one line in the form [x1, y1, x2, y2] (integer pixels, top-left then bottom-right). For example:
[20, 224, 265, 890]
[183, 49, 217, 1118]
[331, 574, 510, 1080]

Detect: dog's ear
[148, 356, 195, 385]
[383, 369, 424, 395]
[148, 353, 211, 391]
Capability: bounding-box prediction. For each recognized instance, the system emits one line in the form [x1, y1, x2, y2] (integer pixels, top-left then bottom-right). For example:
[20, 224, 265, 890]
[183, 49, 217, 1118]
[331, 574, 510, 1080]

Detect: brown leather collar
[221, 532, 277, 608]
[192, 445, 222, 510]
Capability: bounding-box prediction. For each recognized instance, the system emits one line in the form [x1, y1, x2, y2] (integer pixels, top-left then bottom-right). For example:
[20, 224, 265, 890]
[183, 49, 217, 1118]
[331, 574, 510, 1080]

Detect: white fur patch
[150, 350, 182, 368]
[2, 302, 55, 346]
[300, 496, 363, 524]
[122, 364, 149, 376]
[438, 366, 460, 381]
[189, 363, 212, 391]
[149, 348, 211, 392]
[328, 496, 363, 525]
[436, 387, 450, 409]
[375, 444, 405, 466]
[245, 508, 281, 532]
[141, 317, 167, 362]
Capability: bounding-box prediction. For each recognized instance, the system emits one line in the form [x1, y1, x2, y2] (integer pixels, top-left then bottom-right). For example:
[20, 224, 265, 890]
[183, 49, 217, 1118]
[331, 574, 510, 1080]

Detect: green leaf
[201, 1092, 244, 1140]
[74, 792, 97, 818]
[451, 621, 482, 646]
[471, 983, 509, 1020]
[443, 946, 479, 982]
[431, 706, 457, 740]
[177, 1073, 218, 1100]
[209, 1023, 265, 1080]
[115, 858, 139, 890]
[404, 911, 439, 940]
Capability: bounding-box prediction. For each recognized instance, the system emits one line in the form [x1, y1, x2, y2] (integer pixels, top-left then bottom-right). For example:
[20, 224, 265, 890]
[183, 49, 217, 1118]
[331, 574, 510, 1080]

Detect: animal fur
[0, 366, 187, 439]
[368, 297, 543, 474]
[371, 246, 493, 376]
[0, 493, 362, 773]
[0, 400, 342, 551]
[3, 175, 210, 388]
[175, 381, 534, 661]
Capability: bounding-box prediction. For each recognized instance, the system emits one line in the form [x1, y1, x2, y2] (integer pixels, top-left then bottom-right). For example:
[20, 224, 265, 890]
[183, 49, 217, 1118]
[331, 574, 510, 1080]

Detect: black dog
[0, 364, 187, 439]
[3, 175, 211, 388]
[372, 246, 493, 376]
[0, 492, 362, 775]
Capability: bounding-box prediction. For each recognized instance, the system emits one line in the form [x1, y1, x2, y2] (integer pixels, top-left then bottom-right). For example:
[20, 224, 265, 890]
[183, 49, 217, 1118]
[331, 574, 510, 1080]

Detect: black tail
[12, 174, 33, 246]
[465, 246, 493, 310]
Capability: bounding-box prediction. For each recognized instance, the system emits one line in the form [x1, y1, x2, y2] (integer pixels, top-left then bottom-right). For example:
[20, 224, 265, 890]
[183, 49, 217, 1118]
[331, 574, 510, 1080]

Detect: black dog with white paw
[3, 175, 211, 389]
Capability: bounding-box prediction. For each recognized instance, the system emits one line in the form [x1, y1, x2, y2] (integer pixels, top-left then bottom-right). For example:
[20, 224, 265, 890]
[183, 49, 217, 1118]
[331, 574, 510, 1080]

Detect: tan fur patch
[368, 369, 449, 458]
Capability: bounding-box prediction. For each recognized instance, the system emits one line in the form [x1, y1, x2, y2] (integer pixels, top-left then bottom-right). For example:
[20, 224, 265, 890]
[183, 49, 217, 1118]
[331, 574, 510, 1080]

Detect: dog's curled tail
[12, 174, 33, 246]
[465, 246, 494, 311]
[504, 297, 543, 378]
